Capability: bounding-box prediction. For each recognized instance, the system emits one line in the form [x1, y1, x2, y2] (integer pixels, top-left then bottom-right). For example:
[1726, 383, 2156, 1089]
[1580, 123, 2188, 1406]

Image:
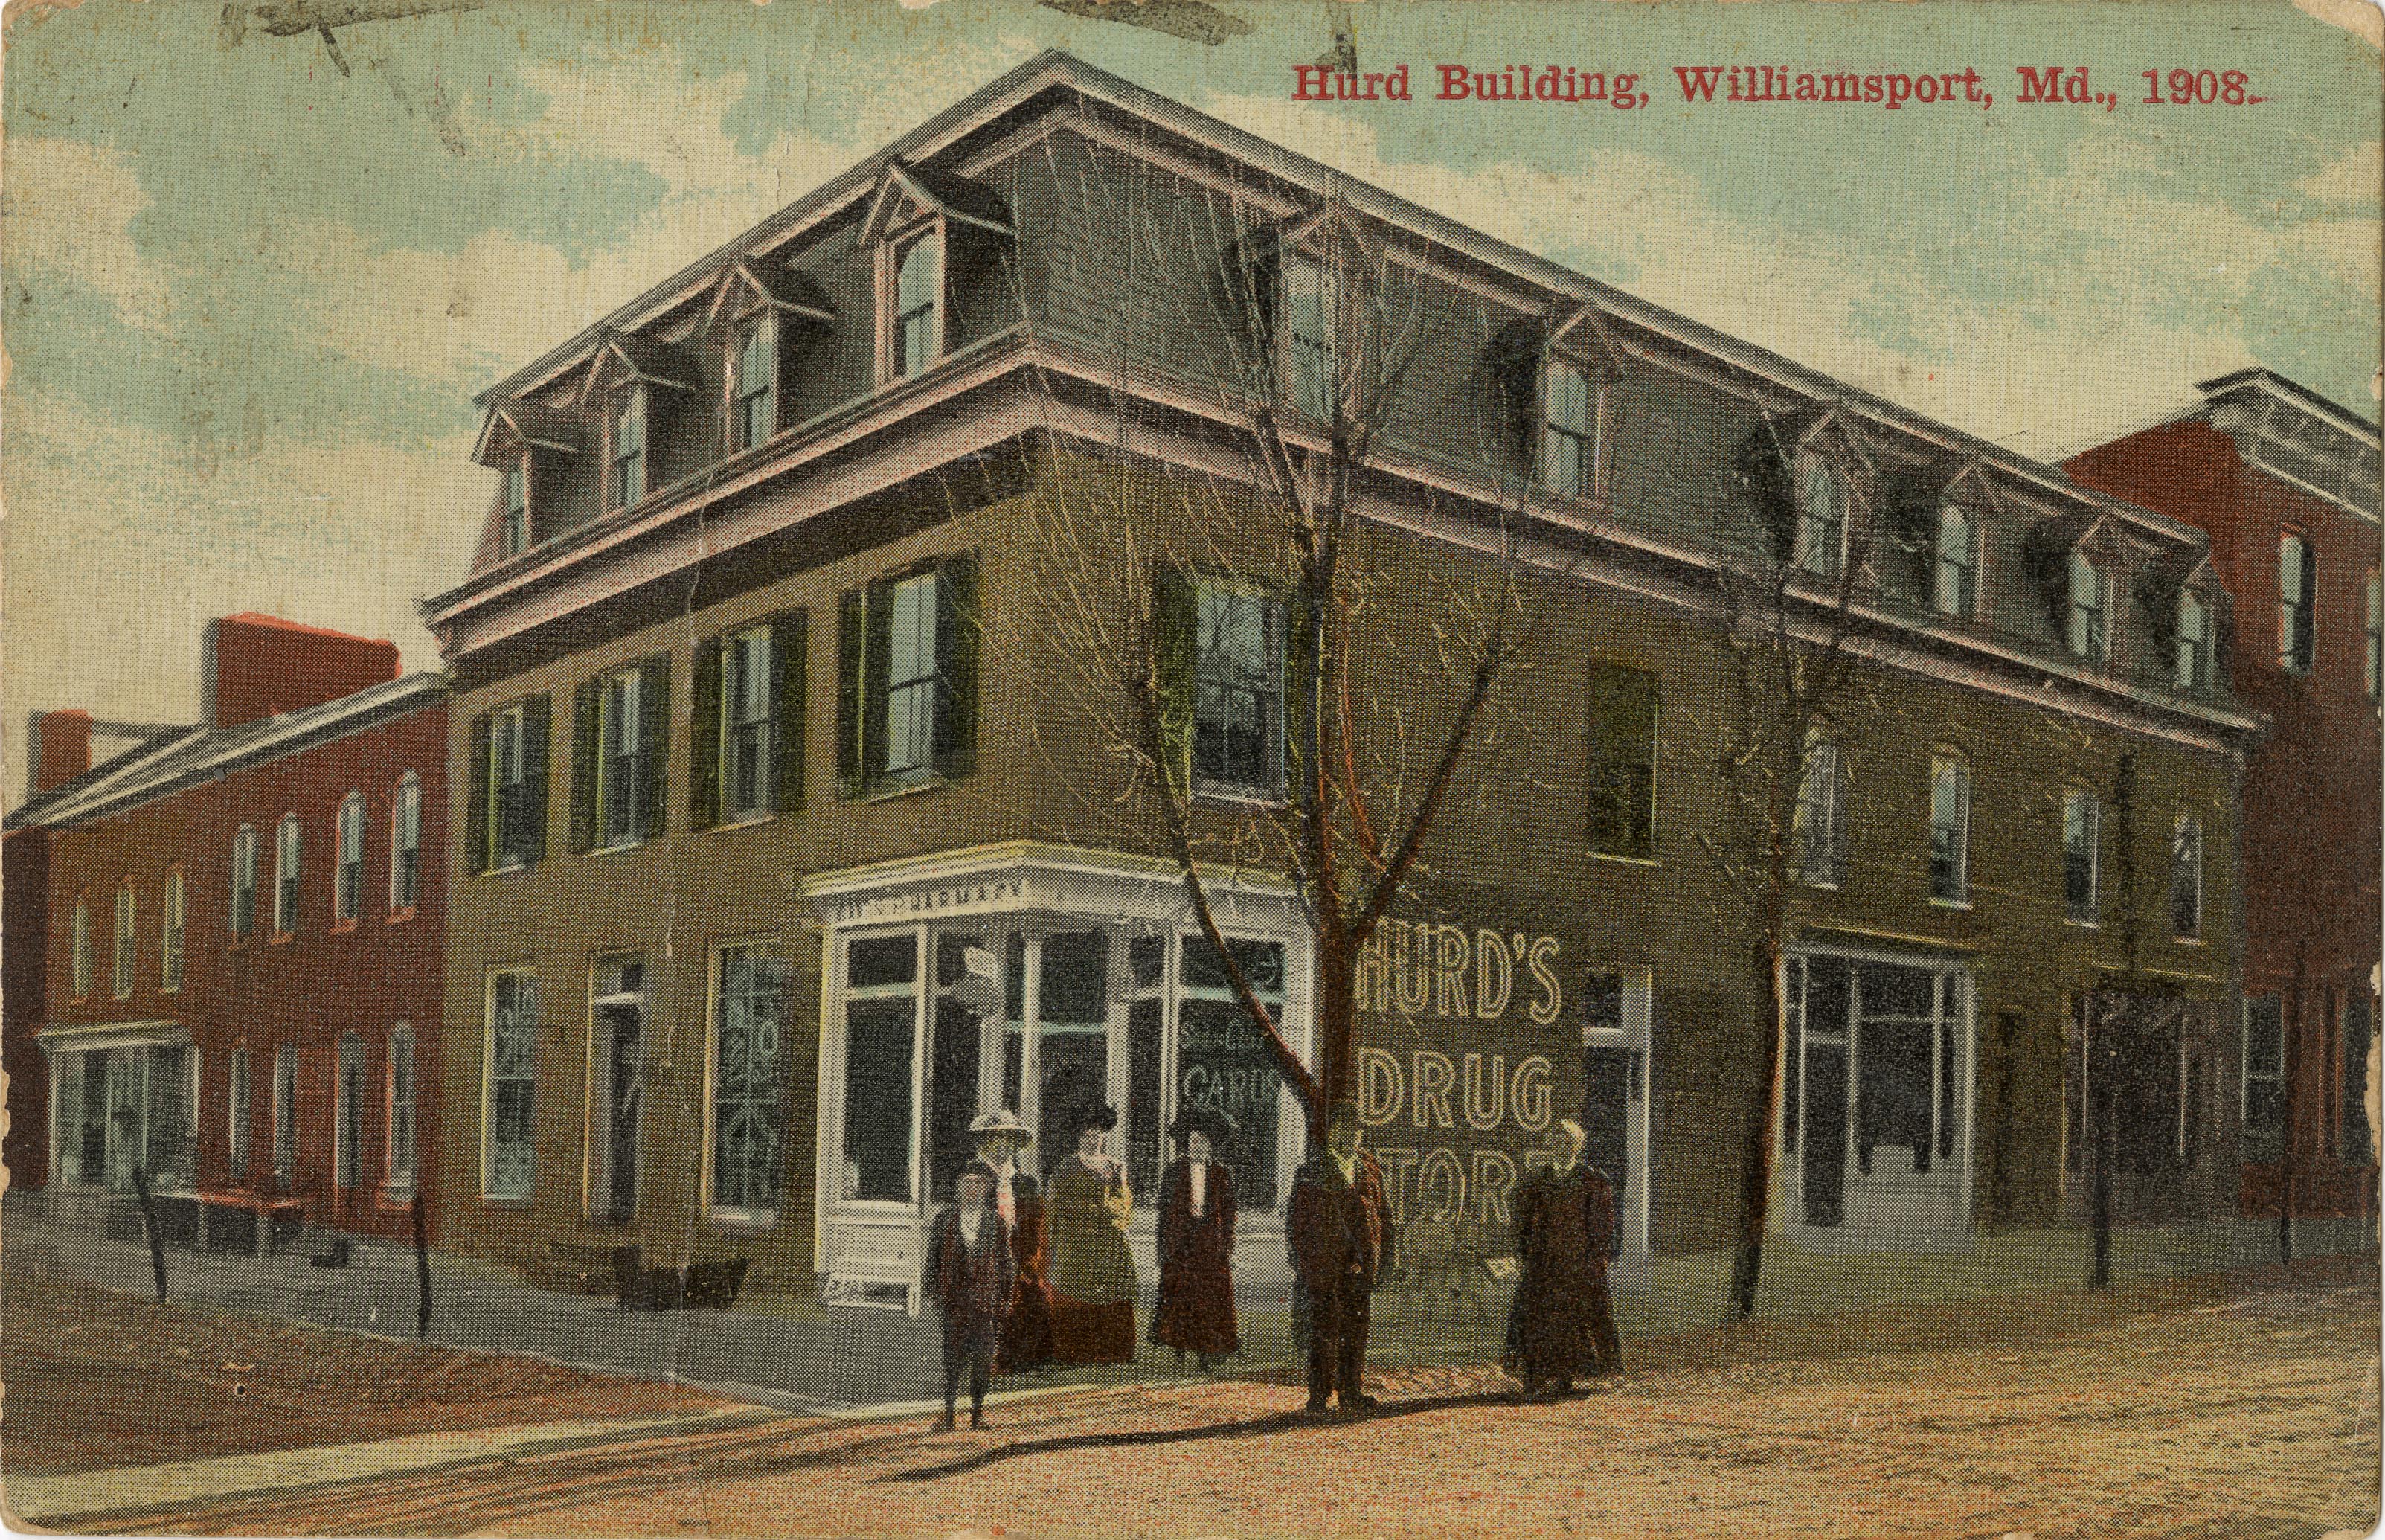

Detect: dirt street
[9, 1260, 2378, 1539]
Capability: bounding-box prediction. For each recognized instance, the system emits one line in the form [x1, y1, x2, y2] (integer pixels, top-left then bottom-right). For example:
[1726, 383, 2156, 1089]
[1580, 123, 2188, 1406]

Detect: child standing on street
[927, 1167, 1016, 1431]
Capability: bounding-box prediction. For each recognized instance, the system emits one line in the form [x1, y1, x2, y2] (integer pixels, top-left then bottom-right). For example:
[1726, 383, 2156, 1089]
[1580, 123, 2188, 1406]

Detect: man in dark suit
[1287, 1099, 1389, 1416]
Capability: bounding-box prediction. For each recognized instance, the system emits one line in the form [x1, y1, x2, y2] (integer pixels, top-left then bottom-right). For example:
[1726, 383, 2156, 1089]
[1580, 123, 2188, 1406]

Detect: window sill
[387, 907, 417, 925]
[159, 984, 181, 995]
[588, 838, 650, 857]
[1588, 850, 1660, 869]
[2171, 934, 2207, 947]
[1192, 783, 1289, 811]
[330, 919, 359, 936]
[707, 813, 779, 835]
[706, 1209, 780, 1237]
[479, 859, 533, 879]
[862, 773, 948, 804]
[481, 1193, 535, 1210]
[1797, 876, 1842, 893]
[1927, 897, 1973, 911]
[111, 992, 133, 1004]
[376, 1181, 417, 1207]
[2063, 917, 2100, 931]
[269, 933, 294, 946]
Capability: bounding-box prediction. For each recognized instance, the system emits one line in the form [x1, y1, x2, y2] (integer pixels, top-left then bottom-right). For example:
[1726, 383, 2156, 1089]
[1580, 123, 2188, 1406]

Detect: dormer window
[1933, 498, 1977, 617]
[609, 388, 646, 510]
[500, 461, 528, 559]
[1542, 359, 1596, 498]
[2067, 550, 2110, 661]
[1280, 251, 1338, 420]
[2174, 588, 2213, 691]
[1794, 452, 1847, 580]
[733, 315, 777, 452]
[890, 230, 941, 379]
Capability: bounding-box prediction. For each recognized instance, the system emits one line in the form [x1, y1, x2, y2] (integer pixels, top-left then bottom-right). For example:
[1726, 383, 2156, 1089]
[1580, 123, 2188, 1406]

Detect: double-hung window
[722, 626, 775, 819]
[70, 897, 92, 998]
[710, 940, 786, 1219]
[2175, 589, 2212, 692]
[484, 969, 537, 1200]
[1934, 499, 1977, 617]
[2063, 788, 2099, 925]
[386, 1024, 416, 1191]
[569, 664, 667, 852]
[335, 792, 365, 923]
[1587, 664, 1659, 861]
[693, 615, 806, 829]
[2170, 814, 2203, 939]
[112, 882, 135, 998]
[2067, 551, 2110, 662]
[273, 815, 301, 936]
[228, 1047, 251, 1178]
[734, 317, 777, 451]
[1542, 359, 1596, 498]
[231, 826, 257, 937]
[1194, 583, 1285, 797]
[1280, 252, 1338, 420]
[474, 701, 549, 872]
[609, 389, 646, 510]
[836, 559, 978, 793]
[272, 1042, 298, 1187]
[1794, 733, 1847, 888]
[500, 461, 528, 558]
[891, 231, 940, 379]
[1928, 752, 1970, 904]
[161, 869, 184, 991]
[2279, 529, 2316, 673]
[492, 707, 531, 865]
[601, 669, 646, 845]
[391, 772, 421, 909]
[1793, 454, 1847, 580]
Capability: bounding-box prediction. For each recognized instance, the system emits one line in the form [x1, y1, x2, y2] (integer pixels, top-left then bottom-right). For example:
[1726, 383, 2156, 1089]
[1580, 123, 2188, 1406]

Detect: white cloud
[1, 136, 178, 333]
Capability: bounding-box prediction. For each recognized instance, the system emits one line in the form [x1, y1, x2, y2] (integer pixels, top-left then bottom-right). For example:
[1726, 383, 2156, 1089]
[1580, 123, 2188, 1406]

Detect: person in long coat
[1045, 1106, 1139, 1365]
[1287, 1099, 1390, 1415]
[1502, 1118, 1625, 1396]
[925, 1167, 1016, 1430]
[965, 1109, 1053, 1373]
[1150, 1109, 1239, 1370]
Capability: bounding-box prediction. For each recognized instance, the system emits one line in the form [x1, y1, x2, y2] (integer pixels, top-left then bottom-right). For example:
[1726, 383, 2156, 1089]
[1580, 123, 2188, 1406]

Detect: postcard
[3, 1, 2378, 1536]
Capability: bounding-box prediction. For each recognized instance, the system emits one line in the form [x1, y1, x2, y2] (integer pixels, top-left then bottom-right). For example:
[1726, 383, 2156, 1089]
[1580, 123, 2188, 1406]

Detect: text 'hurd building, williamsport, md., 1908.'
[417, 51, 2285, 1320]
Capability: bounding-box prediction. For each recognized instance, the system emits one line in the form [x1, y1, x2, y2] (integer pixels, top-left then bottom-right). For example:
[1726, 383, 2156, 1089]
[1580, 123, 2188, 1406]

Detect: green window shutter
[569, 680, 601, 854]
[932, 554, 980, 780]
[1587, 663, 1658, 860]
[465, 710, 492, 875]
[861, 580, 893, 783]
[519, 694, 551, 864]
[637, 655, 671, 841]
[1151, 566, 1196, 790]
[835, 587, 866, 797]
[690, 636, 724, 832]
[771, 610, 809, 813]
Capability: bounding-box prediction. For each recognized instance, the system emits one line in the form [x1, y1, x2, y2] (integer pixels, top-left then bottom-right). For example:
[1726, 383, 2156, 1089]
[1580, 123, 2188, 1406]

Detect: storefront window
[712, 941, 786, 1217]
[1178, 936, 1286, 1210]
[51, 1045, 193, 1191]
[1789, 953, 1966, 1231]
[842, 934, 918, 1202]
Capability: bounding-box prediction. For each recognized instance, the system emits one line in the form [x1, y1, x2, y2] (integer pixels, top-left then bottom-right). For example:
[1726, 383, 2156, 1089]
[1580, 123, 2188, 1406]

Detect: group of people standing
[925, 1104, 1241, 1430]
[924, 1098, 1623, 1431]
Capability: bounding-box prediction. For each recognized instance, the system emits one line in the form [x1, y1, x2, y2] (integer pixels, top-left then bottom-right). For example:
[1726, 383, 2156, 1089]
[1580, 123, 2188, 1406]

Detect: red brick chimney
[203, 614, 401, 729]
[30, 710, 92, 792]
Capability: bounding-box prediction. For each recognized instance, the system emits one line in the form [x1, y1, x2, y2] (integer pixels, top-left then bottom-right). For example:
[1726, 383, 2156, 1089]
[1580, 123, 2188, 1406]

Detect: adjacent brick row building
[8, 56, 2374, 1321]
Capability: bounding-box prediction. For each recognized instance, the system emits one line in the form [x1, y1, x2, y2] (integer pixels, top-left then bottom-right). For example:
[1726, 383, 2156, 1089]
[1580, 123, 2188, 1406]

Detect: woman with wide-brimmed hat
[965, 1109, 1053, 1373]
[1150, 1106, 1240, 1371]
[1044, 1105, 1139, 1364]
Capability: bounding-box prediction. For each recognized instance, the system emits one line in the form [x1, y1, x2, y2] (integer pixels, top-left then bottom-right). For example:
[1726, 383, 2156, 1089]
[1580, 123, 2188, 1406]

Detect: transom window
[734, 317, 777, 452]
[391, 771, 421, 910]
[500, 461, 527, 558]
[1280, 252, 1338, 420]
[1793, 453, 1846, 580]
[1928, 752, 1970, 904]
[335, 792, 365, 923]
[1541, 359, 1596, 498]
[1934, 499, 1977, 617]
[112, 882, 135, 998]
[2170, 814, 2203, 939]
[2066, 551, 2110, 661]
[2063, 788, 2099, 925]
[2279, 529, 2315, 673]
[1194, 584, 1285, 796]
[2175, 589, 2212, 692]
[711, 940, 787, 1219]
[274, 814, 301, 936]
[891, 231, 940, 379]
[609, 388, 646, 510]
[161, 869, 184, 991]
[724, 625, 774, 819]
[231, 826, 257, 937]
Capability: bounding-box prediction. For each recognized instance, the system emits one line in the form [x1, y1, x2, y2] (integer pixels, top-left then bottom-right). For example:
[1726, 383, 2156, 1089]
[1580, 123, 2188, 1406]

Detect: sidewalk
[8, 1190, 2372, 1413]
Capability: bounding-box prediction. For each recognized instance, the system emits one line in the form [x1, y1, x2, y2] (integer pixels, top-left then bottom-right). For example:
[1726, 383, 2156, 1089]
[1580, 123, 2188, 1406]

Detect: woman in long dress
[1045, 1107, 1139, 1365]
[1150, 1109, 1239, 1370]
[1503, 1119, 1623, 1396]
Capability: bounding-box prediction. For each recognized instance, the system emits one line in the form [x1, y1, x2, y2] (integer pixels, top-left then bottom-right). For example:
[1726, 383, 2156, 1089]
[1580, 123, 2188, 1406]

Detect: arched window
[386, 1023, 417, 1190]
[2066, 550, 2110, 661]
[1793, 730, 1847, 888]
[336, 1032, 367, 1196]
[1793, 453, 1847, 580]
[1928, 751, 1971, 904]
[71, 896, 92, 998]
[1933, 498, 1977, 617]
[391, 771, 422, 911]
[161, 867, 185, 991]
[274, 814, 301, 936]
[335, 792, 365, 923]
[2279, 528, 2316, 673]
[230, 825, 258, 937]
[111, 881, 136, 998]
[2063, 787, 2100, 925]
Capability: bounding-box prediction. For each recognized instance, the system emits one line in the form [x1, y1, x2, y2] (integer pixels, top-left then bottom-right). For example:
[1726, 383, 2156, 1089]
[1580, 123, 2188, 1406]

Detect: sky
[3, 0, 2378, 785]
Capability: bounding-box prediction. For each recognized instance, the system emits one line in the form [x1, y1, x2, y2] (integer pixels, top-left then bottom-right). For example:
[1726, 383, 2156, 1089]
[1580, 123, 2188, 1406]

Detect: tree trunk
[1730, 932, 1788, 1321]
[2090, 1002, 2113, 1289]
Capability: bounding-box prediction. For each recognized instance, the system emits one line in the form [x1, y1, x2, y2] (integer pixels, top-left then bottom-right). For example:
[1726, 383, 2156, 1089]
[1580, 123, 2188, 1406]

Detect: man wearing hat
[966, 1110, 1053, 1373]
[1152, 1106, 1240, 1370]
[1287, 1099, 1390, 1414]
[1501, 1117, 1624, 1397]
